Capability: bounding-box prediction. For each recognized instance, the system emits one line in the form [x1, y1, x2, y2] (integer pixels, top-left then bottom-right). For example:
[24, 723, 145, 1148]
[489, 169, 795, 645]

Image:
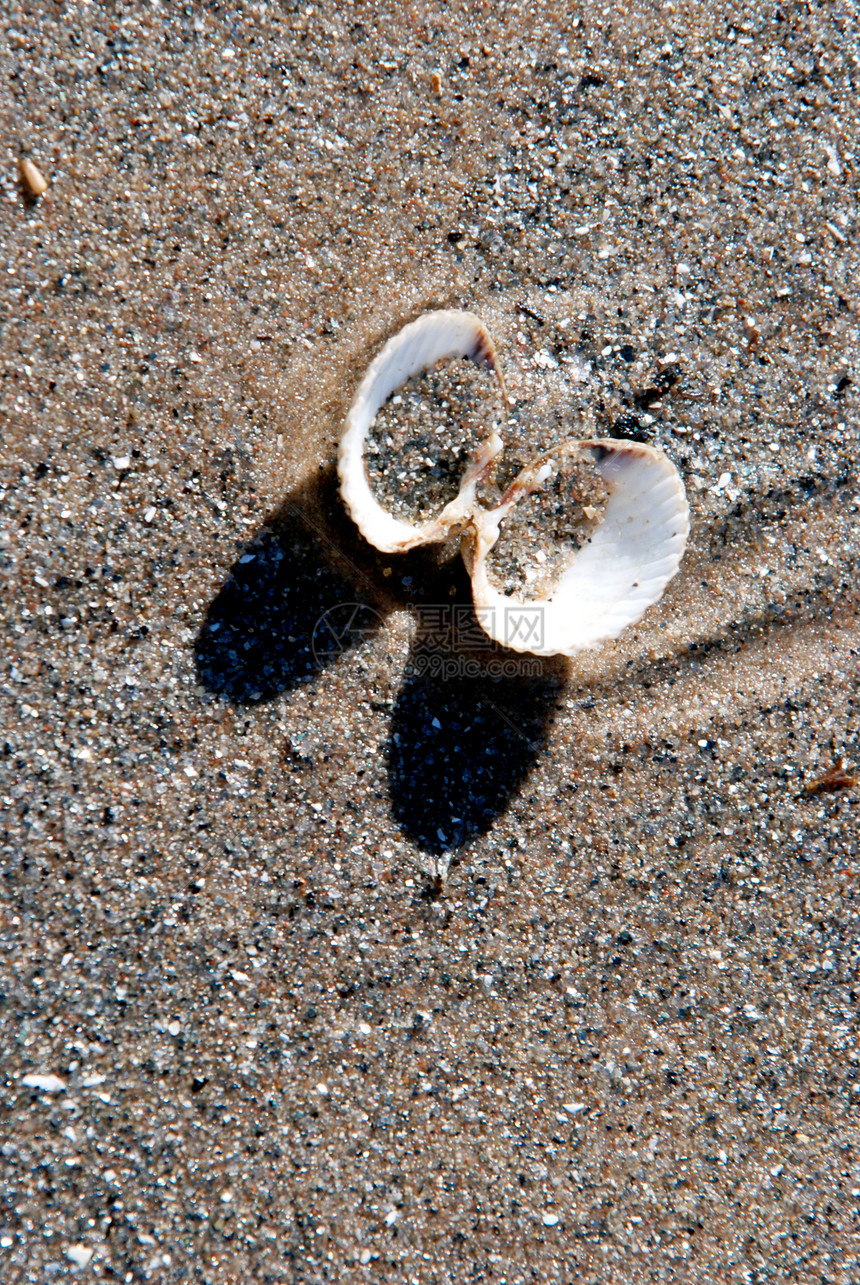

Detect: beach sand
[1, 2, 859, 1280]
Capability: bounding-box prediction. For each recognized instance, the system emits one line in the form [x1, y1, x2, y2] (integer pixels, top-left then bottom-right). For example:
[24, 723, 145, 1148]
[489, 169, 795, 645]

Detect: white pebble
[66, 1244, 94, 1268]
[822, 142, 841, 176]
[21, 1073, 65, 1092]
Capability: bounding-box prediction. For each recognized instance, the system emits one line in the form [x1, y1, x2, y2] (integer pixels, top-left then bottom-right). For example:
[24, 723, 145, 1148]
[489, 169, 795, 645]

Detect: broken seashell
[339, 310, 689, 655]
[466, 439, 690, 654]
[338, 309, 507, 553]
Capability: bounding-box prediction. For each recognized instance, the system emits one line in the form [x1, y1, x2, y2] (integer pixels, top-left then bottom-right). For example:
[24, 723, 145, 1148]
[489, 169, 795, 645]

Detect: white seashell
[466, 439, 689, 655]
[338, 310, 507, 553]
[338, 311, 689, 655]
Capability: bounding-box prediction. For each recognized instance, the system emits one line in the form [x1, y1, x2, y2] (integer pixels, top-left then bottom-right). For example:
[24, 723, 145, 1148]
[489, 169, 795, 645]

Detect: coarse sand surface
[2, 2, 859, 1282]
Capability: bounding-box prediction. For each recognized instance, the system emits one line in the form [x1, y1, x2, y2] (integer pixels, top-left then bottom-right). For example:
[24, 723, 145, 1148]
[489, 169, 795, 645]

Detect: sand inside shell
[364, 356, 501, 526]
[485, 450, 609, 600]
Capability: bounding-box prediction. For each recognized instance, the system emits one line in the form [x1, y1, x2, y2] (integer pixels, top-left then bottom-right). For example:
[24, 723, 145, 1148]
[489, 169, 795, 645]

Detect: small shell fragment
[338, 310, 689, 655]
[19, 156, 48, 198]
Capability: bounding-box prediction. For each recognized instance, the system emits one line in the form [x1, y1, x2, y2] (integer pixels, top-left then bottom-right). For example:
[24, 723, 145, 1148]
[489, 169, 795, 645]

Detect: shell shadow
[385, 566, 566, 855]
[194, 465, 563, 857]
[194, 465, 391, 704]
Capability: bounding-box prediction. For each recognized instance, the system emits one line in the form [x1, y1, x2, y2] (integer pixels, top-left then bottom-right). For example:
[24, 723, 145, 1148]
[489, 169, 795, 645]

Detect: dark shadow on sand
[194, 464, 563, 855]
[385, 567, 566, 855]
[194, 465, 390, 704]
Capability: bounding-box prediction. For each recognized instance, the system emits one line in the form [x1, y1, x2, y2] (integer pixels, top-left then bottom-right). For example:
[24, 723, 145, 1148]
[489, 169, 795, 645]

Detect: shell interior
[365, 356, 502, 529]
[484, 447, 610, 601]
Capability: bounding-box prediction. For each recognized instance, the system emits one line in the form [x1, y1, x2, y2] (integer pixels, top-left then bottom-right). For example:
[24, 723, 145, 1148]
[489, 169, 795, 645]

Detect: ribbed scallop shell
[465, 439, 690, 655]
